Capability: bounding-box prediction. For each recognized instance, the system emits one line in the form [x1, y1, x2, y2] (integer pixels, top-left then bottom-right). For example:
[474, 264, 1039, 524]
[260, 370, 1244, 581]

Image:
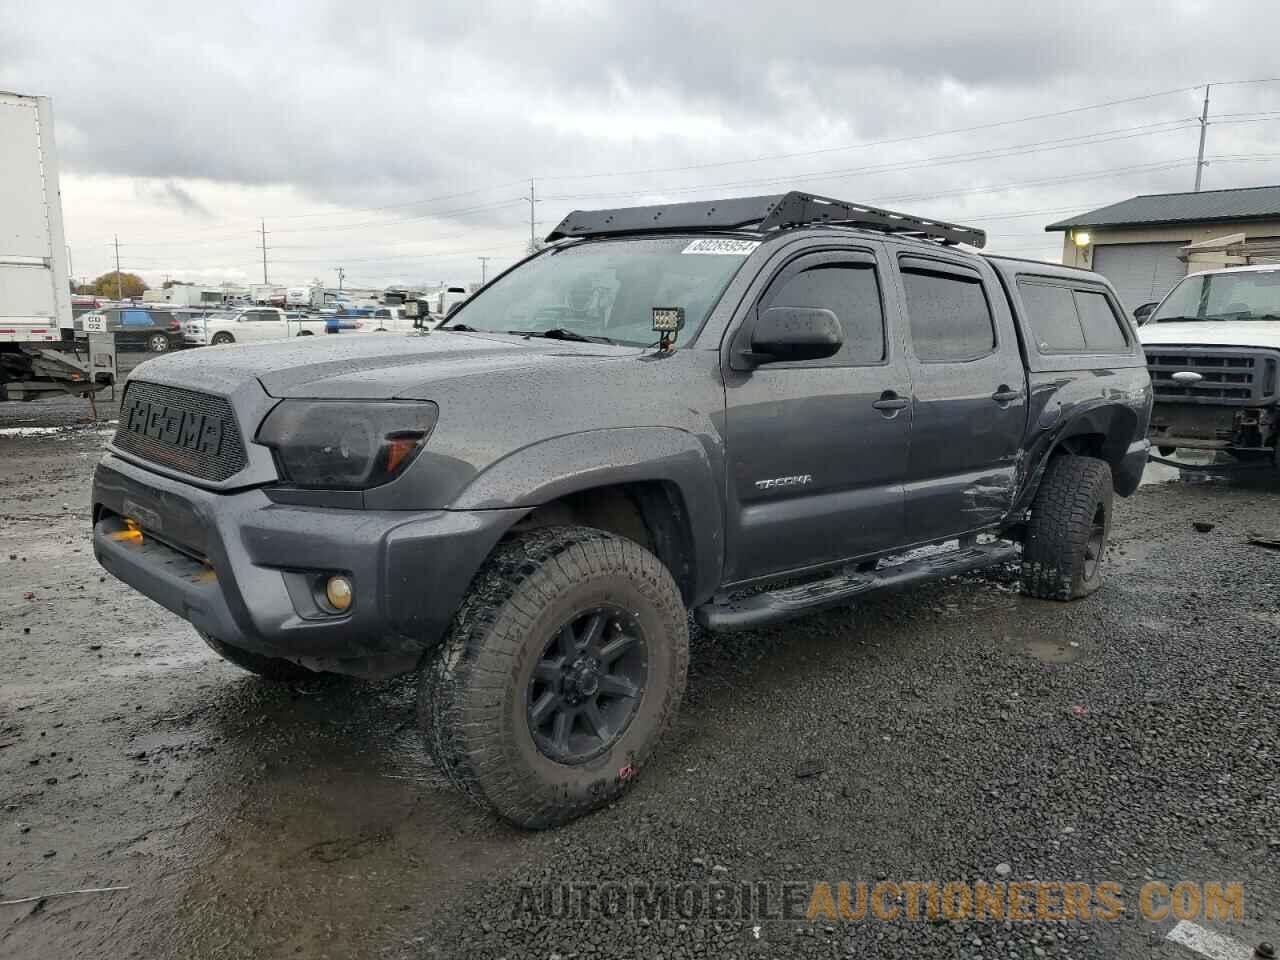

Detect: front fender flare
[451, 427, 724, 600]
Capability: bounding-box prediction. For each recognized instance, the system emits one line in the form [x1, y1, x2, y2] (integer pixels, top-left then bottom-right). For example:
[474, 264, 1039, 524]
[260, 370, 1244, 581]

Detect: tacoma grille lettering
[126, 399, 224, 455]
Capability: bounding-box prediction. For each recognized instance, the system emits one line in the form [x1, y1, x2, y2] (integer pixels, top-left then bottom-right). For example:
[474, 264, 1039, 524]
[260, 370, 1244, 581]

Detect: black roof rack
[545, 191, 986, 248]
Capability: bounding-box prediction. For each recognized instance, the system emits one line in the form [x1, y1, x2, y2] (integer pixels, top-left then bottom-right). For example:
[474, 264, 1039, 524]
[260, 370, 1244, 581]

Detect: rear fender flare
[1015, 401, 1144, 511]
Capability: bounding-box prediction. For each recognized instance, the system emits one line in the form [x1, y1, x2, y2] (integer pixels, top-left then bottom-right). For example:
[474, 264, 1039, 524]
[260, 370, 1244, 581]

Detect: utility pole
[258, 220, 269, 284]
[524, 178, 539, 254]
[477, 256, 491, 285]
[334, 266, 345, 291]
[1194, 84, 1211, 192]
[113, 234, 123, 300]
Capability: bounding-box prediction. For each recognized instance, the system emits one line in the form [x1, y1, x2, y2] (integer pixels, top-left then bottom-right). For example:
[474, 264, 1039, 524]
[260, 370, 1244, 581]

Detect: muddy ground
[1, 353, 1278, 959]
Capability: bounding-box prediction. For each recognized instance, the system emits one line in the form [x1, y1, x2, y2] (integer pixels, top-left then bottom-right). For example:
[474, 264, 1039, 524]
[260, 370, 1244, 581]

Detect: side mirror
[1133, 302, 1158, 325]
[745, 307, 843, 364]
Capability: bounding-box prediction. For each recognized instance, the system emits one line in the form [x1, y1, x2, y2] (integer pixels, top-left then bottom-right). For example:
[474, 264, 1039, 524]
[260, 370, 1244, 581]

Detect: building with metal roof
[1045, 184, 1280, 313]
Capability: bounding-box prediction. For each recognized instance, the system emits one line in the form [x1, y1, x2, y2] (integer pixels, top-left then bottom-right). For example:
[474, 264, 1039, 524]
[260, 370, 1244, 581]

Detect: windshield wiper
[1151, 315, 1208, 322]
[510, 327, 615, 344]
[439, 323, 475, 331]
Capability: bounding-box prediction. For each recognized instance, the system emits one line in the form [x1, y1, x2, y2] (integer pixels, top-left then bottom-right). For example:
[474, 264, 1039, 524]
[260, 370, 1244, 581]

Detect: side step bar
[694, 542, 1019, 632]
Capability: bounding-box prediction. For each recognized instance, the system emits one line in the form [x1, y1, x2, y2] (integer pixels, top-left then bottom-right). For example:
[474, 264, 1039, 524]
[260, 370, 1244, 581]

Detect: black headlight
[256, 400, 439, 489]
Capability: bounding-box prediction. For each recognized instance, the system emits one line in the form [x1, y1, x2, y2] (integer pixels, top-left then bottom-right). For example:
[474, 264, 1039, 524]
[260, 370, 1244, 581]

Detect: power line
[117, 199, 525, 247]
[542, 118, 1206, 204]
[534, 85, 1203, 182]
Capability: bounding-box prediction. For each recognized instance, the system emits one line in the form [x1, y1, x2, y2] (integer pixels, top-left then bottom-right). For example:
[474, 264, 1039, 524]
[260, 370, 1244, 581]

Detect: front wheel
[210, 332, 235, 345]
[421, 526, 688, 828]
[1021, 454, 1114, 600]
[148, 333, 171, 353]
[297, 330, 313, 336]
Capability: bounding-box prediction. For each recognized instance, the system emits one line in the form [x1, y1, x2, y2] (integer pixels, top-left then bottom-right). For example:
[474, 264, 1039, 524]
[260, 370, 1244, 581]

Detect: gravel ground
[1, 367, 1277, 959]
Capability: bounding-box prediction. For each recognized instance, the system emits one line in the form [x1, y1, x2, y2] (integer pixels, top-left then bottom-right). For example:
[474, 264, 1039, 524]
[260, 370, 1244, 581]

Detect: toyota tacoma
[92, 192, 1152, 827]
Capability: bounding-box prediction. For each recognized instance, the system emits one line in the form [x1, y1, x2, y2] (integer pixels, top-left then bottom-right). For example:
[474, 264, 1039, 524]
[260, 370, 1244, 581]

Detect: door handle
[991, 386, 1023, 404]
[872, 391, 909, 414]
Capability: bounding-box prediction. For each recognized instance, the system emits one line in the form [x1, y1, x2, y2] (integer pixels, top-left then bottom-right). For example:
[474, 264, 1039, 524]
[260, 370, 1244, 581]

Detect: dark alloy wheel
[421, 525, 688, 828]
[527, 606, 647, 764]
[1081, 504, 1107, 582]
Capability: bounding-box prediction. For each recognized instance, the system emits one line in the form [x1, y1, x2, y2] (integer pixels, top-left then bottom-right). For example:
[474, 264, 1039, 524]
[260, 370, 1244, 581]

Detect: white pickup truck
[1139, 262, 1280, 465]
[185, 307, 342, 345]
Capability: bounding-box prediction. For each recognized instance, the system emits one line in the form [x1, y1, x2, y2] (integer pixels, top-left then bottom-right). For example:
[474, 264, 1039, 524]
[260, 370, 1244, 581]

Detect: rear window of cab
[1016, 278, 1130, 354]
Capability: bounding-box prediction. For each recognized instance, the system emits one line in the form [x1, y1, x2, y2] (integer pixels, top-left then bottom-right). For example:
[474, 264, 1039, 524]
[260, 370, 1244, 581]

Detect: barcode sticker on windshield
[681, 238, 760, 255]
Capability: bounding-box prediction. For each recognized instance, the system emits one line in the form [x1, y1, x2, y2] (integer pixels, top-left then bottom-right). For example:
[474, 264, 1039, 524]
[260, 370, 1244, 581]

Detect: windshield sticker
[681, 238, 760, 256]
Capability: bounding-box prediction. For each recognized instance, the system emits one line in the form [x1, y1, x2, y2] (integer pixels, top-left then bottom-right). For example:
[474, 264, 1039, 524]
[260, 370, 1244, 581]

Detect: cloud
[133, 181, 214, 219]
[5, 0, 1280, 286]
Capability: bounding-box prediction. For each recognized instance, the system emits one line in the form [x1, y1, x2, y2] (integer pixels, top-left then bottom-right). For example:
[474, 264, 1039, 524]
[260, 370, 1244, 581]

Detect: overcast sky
[5, 0, 1280, 290]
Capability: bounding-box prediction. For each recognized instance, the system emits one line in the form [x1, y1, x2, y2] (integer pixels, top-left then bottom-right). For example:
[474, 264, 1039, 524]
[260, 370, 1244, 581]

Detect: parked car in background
[75, 306, 184, 353]
[185, 307, 333, 345]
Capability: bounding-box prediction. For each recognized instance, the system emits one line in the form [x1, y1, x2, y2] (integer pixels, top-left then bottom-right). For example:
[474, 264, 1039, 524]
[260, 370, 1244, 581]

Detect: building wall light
[1072, 230, 1092, 248]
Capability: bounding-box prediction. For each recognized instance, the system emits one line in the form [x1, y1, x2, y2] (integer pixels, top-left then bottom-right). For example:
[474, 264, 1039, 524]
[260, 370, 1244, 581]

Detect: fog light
[325, 575, 353, 612]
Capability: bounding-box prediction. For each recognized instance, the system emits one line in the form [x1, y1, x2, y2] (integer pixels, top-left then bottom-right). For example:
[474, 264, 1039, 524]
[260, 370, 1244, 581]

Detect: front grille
[1146, 346, 1280, 405]
[114, 381, 248, 482]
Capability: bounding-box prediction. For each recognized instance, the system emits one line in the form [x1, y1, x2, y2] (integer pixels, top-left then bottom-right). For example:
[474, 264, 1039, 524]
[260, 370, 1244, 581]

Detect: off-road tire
[210, 332, 235, 345]
[147, 333, 171, 353]
[199, 630, 317, 682]
[1021, 454, 1113, 600]
[421, 525, 689, 828]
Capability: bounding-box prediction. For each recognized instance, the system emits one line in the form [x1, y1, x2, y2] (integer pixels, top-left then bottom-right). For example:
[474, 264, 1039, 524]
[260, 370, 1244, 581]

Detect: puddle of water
[0, 426, 72, 437]
[0, 424, 114, 439]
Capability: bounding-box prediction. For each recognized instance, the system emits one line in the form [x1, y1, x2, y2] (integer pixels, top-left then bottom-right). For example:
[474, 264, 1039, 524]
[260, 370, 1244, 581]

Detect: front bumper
[92, 454, 520, 672]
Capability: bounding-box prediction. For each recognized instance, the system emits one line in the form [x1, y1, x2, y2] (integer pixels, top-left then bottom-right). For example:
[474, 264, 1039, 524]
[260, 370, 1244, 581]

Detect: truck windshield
[1151, 269, 1280, 322]
[443, 236, 751, 346]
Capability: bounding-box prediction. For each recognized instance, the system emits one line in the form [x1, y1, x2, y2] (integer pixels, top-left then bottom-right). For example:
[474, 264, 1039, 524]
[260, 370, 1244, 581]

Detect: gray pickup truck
[92, 192, 1151, 827]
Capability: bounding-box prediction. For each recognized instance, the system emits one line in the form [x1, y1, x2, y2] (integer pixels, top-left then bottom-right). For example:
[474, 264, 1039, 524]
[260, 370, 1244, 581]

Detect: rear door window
[900, 264, 995, 362]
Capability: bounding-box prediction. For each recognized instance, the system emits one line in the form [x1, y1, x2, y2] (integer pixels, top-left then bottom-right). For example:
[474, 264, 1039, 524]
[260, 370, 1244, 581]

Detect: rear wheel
[297, 330, 313, 336]
[211, 332, 235, 345]
[421, 526, 688, 828]
[1021, 454, 1114, 600]
[147, 333, 171, 353]
[199, 631, 317, 681]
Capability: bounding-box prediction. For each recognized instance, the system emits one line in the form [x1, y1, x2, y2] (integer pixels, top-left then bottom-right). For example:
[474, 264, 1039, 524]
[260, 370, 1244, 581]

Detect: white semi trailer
[0, 91, 112, 401]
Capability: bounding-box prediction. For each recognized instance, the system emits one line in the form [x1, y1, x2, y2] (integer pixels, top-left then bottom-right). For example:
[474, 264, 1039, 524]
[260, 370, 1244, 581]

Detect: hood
[131, 331, 644, 399]
[1139, 320, 1280, 352]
